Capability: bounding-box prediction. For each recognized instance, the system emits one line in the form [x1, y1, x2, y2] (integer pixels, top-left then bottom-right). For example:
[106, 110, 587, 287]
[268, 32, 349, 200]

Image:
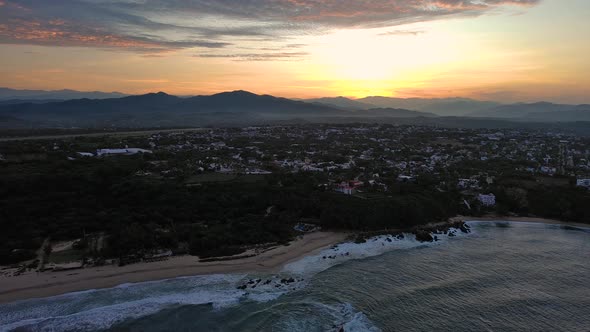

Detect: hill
[302, 97, 375, 111]
[472, 102, 572, 118]
[0, 91, 348, 127]
[357, 96, 500, 116]
[0, 88, 129, 101]
[363, 108, 437, 118]
[526, 109, 590, 122]
[472, 102, 590, 121]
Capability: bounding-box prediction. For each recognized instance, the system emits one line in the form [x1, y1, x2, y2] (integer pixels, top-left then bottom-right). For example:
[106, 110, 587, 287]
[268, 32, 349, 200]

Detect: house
[478, 193, 496, 207]
[397, 175, 415, 182]
[576, 179, 590, 189]
[335, 180, 363, 195]
[540, 166, 556, 175]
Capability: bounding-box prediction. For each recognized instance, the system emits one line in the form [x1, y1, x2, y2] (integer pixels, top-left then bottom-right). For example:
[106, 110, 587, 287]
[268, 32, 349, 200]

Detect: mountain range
[0, 88, 128, 101]
[0, 88, 588, 129]
[0, 90, 438, 128]
[304, 96, 590, 121]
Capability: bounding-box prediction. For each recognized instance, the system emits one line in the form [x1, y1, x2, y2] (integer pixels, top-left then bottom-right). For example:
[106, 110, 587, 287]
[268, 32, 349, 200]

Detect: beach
[1, 216, 587, 305]
[2, 220, 588, 331]
[0, 231, 347, 304]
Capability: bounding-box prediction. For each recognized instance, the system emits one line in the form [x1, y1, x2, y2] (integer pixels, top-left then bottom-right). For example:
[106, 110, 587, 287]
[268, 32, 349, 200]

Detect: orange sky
[0, 0, 589, 103]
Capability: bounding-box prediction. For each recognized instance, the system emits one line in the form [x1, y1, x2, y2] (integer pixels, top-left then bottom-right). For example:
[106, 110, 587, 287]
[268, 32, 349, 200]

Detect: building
[478, 193, 496, 207]
[397, 175, 416, 182]
[96, 148, 152, 156]
[335, 180, 363, 195]
[576, 179, 590, 189]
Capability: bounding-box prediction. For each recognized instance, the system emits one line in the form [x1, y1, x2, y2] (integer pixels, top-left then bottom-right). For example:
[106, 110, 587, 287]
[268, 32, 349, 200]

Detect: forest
[0, 155, 459, 265]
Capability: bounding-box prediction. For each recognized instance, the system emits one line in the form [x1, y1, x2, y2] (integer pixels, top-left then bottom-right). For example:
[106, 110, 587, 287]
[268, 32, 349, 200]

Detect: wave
[0, 274, 252, 331]
[0, 227, 473, 331]
[269, 302, 381, 332]
[283, 227, 472, 276]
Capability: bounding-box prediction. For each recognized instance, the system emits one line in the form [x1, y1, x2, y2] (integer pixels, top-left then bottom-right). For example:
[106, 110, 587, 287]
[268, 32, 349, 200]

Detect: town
[1, 124, 589, 275]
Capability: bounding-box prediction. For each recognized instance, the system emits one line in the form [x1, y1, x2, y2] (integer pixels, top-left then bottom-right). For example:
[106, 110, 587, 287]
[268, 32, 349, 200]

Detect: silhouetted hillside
[357, 96, 500, 116]
[302, 97, 375, 111]
[364, 108, 437, 118]
[0, 91, 347, 127]
[473, 102, 575, 118]
[0, 87, 128, 100]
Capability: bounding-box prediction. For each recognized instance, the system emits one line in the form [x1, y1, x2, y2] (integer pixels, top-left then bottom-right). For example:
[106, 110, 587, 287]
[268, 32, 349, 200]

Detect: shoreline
[1, 216, 587, 305]
[0, 231, 347, 305]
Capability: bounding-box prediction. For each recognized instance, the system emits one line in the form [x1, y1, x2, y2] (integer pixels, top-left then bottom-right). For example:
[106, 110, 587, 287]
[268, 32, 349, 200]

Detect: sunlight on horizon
[0, 0, 589, 103]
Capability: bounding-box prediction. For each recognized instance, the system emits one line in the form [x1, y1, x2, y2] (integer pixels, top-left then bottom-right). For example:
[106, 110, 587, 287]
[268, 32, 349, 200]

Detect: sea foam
[269, 301, 382, 332]
[0, 227, 474, 331]
[283, 227, 472, 276]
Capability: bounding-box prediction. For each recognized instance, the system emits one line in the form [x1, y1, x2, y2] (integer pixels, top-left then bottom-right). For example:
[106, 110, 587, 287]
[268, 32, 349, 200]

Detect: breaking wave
[0, 227, 472, 331]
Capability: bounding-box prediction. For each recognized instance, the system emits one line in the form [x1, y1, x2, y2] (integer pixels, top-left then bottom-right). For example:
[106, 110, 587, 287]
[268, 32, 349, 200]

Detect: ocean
[1, 221, 589, 332]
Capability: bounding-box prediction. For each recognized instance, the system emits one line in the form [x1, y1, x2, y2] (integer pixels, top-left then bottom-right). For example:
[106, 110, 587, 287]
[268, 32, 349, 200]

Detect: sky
[0, 0, 589, 103]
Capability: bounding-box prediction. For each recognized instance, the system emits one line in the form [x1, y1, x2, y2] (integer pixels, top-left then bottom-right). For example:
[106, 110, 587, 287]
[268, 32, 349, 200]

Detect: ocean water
[1, 222, 589, 332]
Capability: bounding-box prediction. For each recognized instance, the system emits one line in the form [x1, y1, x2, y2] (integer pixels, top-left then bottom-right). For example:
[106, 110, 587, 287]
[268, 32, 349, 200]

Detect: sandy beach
[0, 231, 348, 304]
[1, 217, 587, 305]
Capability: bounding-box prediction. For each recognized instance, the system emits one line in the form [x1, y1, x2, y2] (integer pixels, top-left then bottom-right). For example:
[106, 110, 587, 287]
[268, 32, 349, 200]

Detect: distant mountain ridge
[363, 108, 437, 118]
[0, 90, 588, 128]
[302, 97, 376, 111]
[0, 88, 129, 101]
[472, 102, 590, 120]
[303, 96, 501, 116]
[305, 96, 590, 121]
[0, 90, 445, 127]
[0, 90, 348, 127]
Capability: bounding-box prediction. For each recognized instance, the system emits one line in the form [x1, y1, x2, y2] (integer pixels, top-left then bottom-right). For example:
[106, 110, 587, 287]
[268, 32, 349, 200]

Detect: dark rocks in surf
[460, 223, 471, 233]
[415, 230, 434, 242]
[280, 277, 295, 284]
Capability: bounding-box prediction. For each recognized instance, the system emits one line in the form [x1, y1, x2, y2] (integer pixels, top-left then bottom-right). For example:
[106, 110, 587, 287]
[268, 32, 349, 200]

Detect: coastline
[1, 216, 587, 305]
[0, 231, 347, 304]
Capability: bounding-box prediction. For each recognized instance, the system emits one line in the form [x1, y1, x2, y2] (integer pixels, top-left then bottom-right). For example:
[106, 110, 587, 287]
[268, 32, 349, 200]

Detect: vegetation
[0, 156, 459, 265]
[1, 123, 589, 265]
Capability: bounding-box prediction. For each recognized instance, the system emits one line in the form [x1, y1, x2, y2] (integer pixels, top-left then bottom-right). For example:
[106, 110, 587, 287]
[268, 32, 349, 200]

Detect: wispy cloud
[197, 52, 309, 61]
[0, 0, 540, 54]
[378, 30, 426, 36]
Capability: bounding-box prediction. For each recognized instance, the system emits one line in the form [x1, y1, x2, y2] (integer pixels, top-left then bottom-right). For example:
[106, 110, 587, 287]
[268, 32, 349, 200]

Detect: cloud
[0, 18, 230, 53]
[197, 52, 309, 61]
[0, 0, 540, 53]
[379, 30, 426, 36]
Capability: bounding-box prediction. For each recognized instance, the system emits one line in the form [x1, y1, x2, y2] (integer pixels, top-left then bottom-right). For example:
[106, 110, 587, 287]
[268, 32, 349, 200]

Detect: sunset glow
[0, 0, 589, 102]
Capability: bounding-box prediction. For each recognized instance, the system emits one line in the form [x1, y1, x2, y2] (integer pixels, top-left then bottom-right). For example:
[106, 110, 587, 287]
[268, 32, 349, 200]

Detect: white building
[96, 148, 152, 156]
[478, 193, 496, 207]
